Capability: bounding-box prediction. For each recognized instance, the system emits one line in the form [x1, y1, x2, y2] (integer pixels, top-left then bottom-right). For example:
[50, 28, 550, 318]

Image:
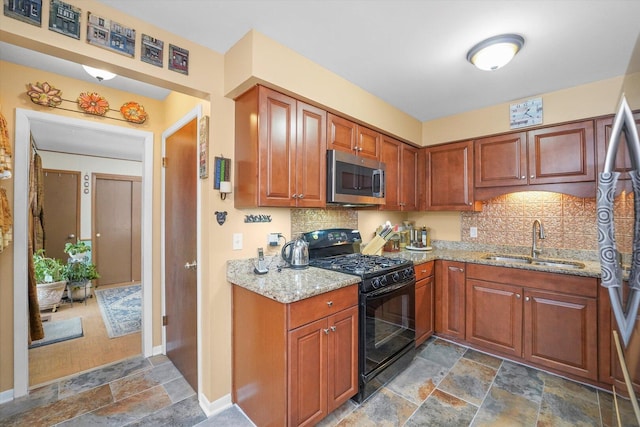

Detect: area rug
[29, 317, 83, 348]
[95, 284, 142, 338]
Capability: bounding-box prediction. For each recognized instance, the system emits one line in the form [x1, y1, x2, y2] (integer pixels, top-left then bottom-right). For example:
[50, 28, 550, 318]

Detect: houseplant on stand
[33, 249, 67, 312]
[64, 240, 91, 261]
[64, 242, 100, 301]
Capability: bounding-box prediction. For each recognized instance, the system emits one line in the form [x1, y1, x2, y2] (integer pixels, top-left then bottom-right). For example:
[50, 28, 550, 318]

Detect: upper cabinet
[475, 120, 596, 199]
[328, 113, 380, 160]
[596, 111, 640, 194]
[235, 86, 327, 208]
[380, 135, 419, 211]
[422, 140, 481, 211]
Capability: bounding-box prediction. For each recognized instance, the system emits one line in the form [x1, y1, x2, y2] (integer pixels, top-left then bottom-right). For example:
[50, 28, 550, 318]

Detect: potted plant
[64, 259, 100, 301]
[64, 240, 91, 261]
[33, 249, 67, 312]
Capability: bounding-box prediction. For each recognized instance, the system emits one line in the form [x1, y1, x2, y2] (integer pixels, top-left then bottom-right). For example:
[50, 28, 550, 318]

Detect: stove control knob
[371, 277, 381, 289]
[380, 275, 388, 286]
[392, 272, 400, 283]
[403, 268, 414, 279]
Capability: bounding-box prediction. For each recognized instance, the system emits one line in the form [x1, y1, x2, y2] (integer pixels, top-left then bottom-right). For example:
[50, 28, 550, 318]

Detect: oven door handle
[364, 280, 414, 298]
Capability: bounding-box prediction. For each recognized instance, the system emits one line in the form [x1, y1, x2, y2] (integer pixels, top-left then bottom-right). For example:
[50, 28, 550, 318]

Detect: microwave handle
[373, 169, 384, 197]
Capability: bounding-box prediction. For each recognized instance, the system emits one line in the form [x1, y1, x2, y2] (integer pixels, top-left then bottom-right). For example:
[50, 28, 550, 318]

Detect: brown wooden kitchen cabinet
[423, 140, 481, 211]
[327, 113, 380, 160]
[598, 281, 640, 395]
[596, 111, 640, 194]
[234, 85, 327, 208]
[415, 261, 435, 347]
[465, 264, 598, 381]
[380, 135, 419, 211]
[233, 284, 358, 427]
[435, 260, 466, 340]
[474, 120, 596, 199]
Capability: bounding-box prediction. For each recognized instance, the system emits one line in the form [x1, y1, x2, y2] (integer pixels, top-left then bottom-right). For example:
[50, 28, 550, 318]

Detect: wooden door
[288, 317, 327, 427]
[400, 144, 419, 211]
[527, 120, 595, 185]
[327, 113, 357, 154]
[474, 132, 527, 188]
[259, 87, 296, 207]
[466, 279, 523, 357]
[379, 135, 401, 210]
[165, 118, 198, 390]
[523, 289, 597, 380]
[425, 140, 479, 211]
[42, 169, 80, 261]
[356, 125, 380, 160]
[327, 306, 358, 413]
[93, 174, 141, 286]
[295, 101, 326, 207]
[435, 261, 466, 339]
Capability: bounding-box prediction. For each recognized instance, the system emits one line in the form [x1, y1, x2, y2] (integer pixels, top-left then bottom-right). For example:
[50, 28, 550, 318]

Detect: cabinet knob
[521, 176, 526, 180]
[525, 296, 531, 302]
[330, 326, 336, 332]
[530, 175, 535, 179]
[449, 267, 464, 273]
[298, 194, 304, 199]
[324, 328, 329, 335]
[96, 233, 101, 237]
[516, 293, 521, 299]
[327, 301, 333, 307]
[292, 194, 298, 199]
[68, 234, 76, 239]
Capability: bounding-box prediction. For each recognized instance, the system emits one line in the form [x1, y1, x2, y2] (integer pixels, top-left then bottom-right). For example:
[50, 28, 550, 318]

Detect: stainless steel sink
[482, 253, 585, 269]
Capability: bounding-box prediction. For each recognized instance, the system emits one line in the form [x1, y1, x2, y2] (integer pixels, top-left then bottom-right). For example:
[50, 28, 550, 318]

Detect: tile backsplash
[461, 191, 634, 253]
[291, 208, 358, 237]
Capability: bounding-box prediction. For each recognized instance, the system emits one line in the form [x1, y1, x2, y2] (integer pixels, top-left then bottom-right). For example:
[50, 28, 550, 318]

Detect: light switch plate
[470, 227, 478, 238]
[232, 233, 243, 250]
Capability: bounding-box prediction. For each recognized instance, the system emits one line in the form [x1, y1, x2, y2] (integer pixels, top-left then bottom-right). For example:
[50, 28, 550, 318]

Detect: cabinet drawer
[288, 285, 358, 330]
[414, 261, 435, 281]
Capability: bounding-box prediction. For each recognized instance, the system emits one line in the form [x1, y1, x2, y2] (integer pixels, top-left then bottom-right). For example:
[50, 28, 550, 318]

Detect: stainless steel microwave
[327, 150, 385, 206]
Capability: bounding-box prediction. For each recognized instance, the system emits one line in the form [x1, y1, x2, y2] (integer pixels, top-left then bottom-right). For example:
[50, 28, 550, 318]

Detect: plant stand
[66, 280, 90, 306]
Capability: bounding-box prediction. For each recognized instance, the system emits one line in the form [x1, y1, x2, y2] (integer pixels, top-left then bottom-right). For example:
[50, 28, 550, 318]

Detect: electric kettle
[281, 236, 309, 269]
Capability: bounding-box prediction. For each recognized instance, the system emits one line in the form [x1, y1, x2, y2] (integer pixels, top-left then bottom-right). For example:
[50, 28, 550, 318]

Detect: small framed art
[169, 44, 189, 75]
[4, 0, 42, 26]
[141, 34, 163, 67]
[87, 12, 135, 57]
[49, 0, 81, 39]
[199, 116, 210, 179]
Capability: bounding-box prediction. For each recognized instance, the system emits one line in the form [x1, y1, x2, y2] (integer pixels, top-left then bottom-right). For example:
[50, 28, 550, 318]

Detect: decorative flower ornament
[77, 92, 109, 116]
[26, 82, 62, 107]
[120, 101, 148, 124]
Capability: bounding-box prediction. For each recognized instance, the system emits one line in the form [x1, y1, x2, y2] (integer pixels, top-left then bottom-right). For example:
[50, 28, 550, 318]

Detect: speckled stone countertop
[227, 242, 620, 304]
[227, 256, 360, 304]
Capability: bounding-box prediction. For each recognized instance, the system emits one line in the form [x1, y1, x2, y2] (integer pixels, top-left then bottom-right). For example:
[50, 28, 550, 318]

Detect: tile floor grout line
[466, 358, 505, 426]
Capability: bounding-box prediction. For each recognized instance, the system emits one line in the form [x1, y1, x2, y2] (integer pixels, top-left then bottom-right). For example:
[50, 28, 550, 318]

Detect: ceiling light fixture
[82, 65, 117, 82]
[467, 34, 524, 71]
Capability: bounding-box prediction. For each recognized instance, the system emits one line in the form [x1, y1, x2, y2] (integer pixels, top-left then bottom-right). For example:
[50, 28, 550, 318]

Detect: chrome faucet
[531, 219, 546, 258]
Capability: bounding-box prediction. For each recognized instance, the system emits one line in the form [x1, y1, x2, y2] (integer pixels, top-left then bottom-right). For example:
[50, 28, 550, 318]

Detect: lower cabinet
[435, 260, 466, 340]
[465, 264, 598, 381]
[415, 261, 435, 347]
[233, 284, 358, 427]
[288, 305, 358, 427]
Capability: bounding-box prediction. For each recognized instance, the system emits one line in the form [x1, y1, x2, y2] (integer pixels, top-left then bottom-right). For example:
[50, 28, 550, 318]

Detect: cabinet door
[474, 132, 527, 188]
[523, 289, 597, 380]
[400, 143, 419, 211]
[527, 121, 595, 185]
[435, 261, 466, 339]
[466, 279, 522, 357]
[327, 113, 357, 154]
[258, 87, 296, 206]
[424, 140, 480, 211]
[415, 276, 434, 347]
[356, 125, 380, 160]
[596, 112, 640, 194]
[296, 102, 327, 207]
[379, 135, 401, 210]
[327, 306, 358, 412]
[288, 318, 327, 427]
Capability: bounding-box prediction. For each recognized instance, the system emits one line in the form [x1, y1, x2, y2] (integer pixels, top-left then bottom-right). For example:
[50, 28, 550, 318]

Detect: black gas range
[303, 228, 416, 403]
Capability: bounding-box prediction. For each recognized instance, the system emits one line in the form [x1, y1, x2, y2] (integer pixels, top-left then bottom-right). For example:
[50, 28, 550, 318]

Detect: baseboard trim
[199, 392, 232, 418]
[0, 388, 14, 404]
[152, 345, 163, 356]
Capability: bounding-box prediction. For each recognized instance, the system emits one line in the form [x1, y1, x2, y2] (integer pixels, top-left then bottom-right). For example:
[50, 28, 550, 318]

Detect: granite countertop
[227, 242, 619, 304]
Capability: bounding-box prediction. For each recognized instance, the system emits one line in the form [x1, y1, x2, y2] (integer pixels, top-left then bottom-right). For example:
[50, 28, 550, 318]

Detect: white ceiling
[2, 0, 640, 160]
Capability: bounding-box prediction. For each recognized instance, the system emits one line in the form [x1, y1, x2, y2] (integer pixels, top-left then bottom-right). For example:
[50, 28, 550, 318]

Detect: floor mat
[29, 317, 83, 348]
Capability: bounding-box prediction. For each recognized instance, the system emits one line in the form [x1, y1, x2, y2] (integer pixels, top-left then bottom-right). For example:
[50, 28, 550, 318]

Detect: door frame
[12, 109, 154, 398]
[160, 105, 203, 396]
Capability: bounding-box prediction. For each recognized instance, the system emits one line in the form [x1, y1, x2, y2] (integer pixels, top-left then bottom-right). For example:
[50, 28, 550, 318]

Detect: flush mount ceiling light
[467, 34, 525, 71]
[82, 65, 117, 82]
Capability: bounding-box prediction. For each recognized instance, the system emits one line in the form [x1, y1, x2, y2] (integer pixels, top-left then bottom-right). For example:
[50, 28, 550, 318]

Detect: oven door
[361, 279, 415, 380]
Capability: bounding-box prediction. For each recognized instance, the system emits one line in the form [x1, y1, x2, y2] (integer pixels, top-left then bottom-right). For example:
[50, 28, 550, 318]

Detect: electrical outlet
[470, 227, 478, 238]
[232, 233, 243, 250]
[268, 233, 280, 246]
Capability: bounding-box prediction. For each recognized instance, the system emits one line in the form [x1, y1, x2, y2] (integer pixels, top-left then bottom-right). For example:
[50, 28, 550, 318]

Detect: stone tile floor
[1, 337, 638, 426]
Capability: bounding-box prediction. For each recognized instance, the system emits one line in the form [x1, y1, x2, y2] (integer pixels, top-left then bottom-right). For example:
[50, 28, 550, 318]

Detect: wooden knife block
[362, 235, 387, 255]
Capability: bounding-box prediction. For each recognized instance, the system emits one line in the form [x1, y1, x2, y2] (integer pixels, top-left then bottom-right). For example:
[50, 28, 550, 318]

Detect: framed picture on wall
[48, 0, 81, 39]
[199, 116, 210, 179]
[4, 0, 42, 27]
[168, 44, 189, 75]
[141, 34, 163, 67]
[87, 12, 135, 57]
